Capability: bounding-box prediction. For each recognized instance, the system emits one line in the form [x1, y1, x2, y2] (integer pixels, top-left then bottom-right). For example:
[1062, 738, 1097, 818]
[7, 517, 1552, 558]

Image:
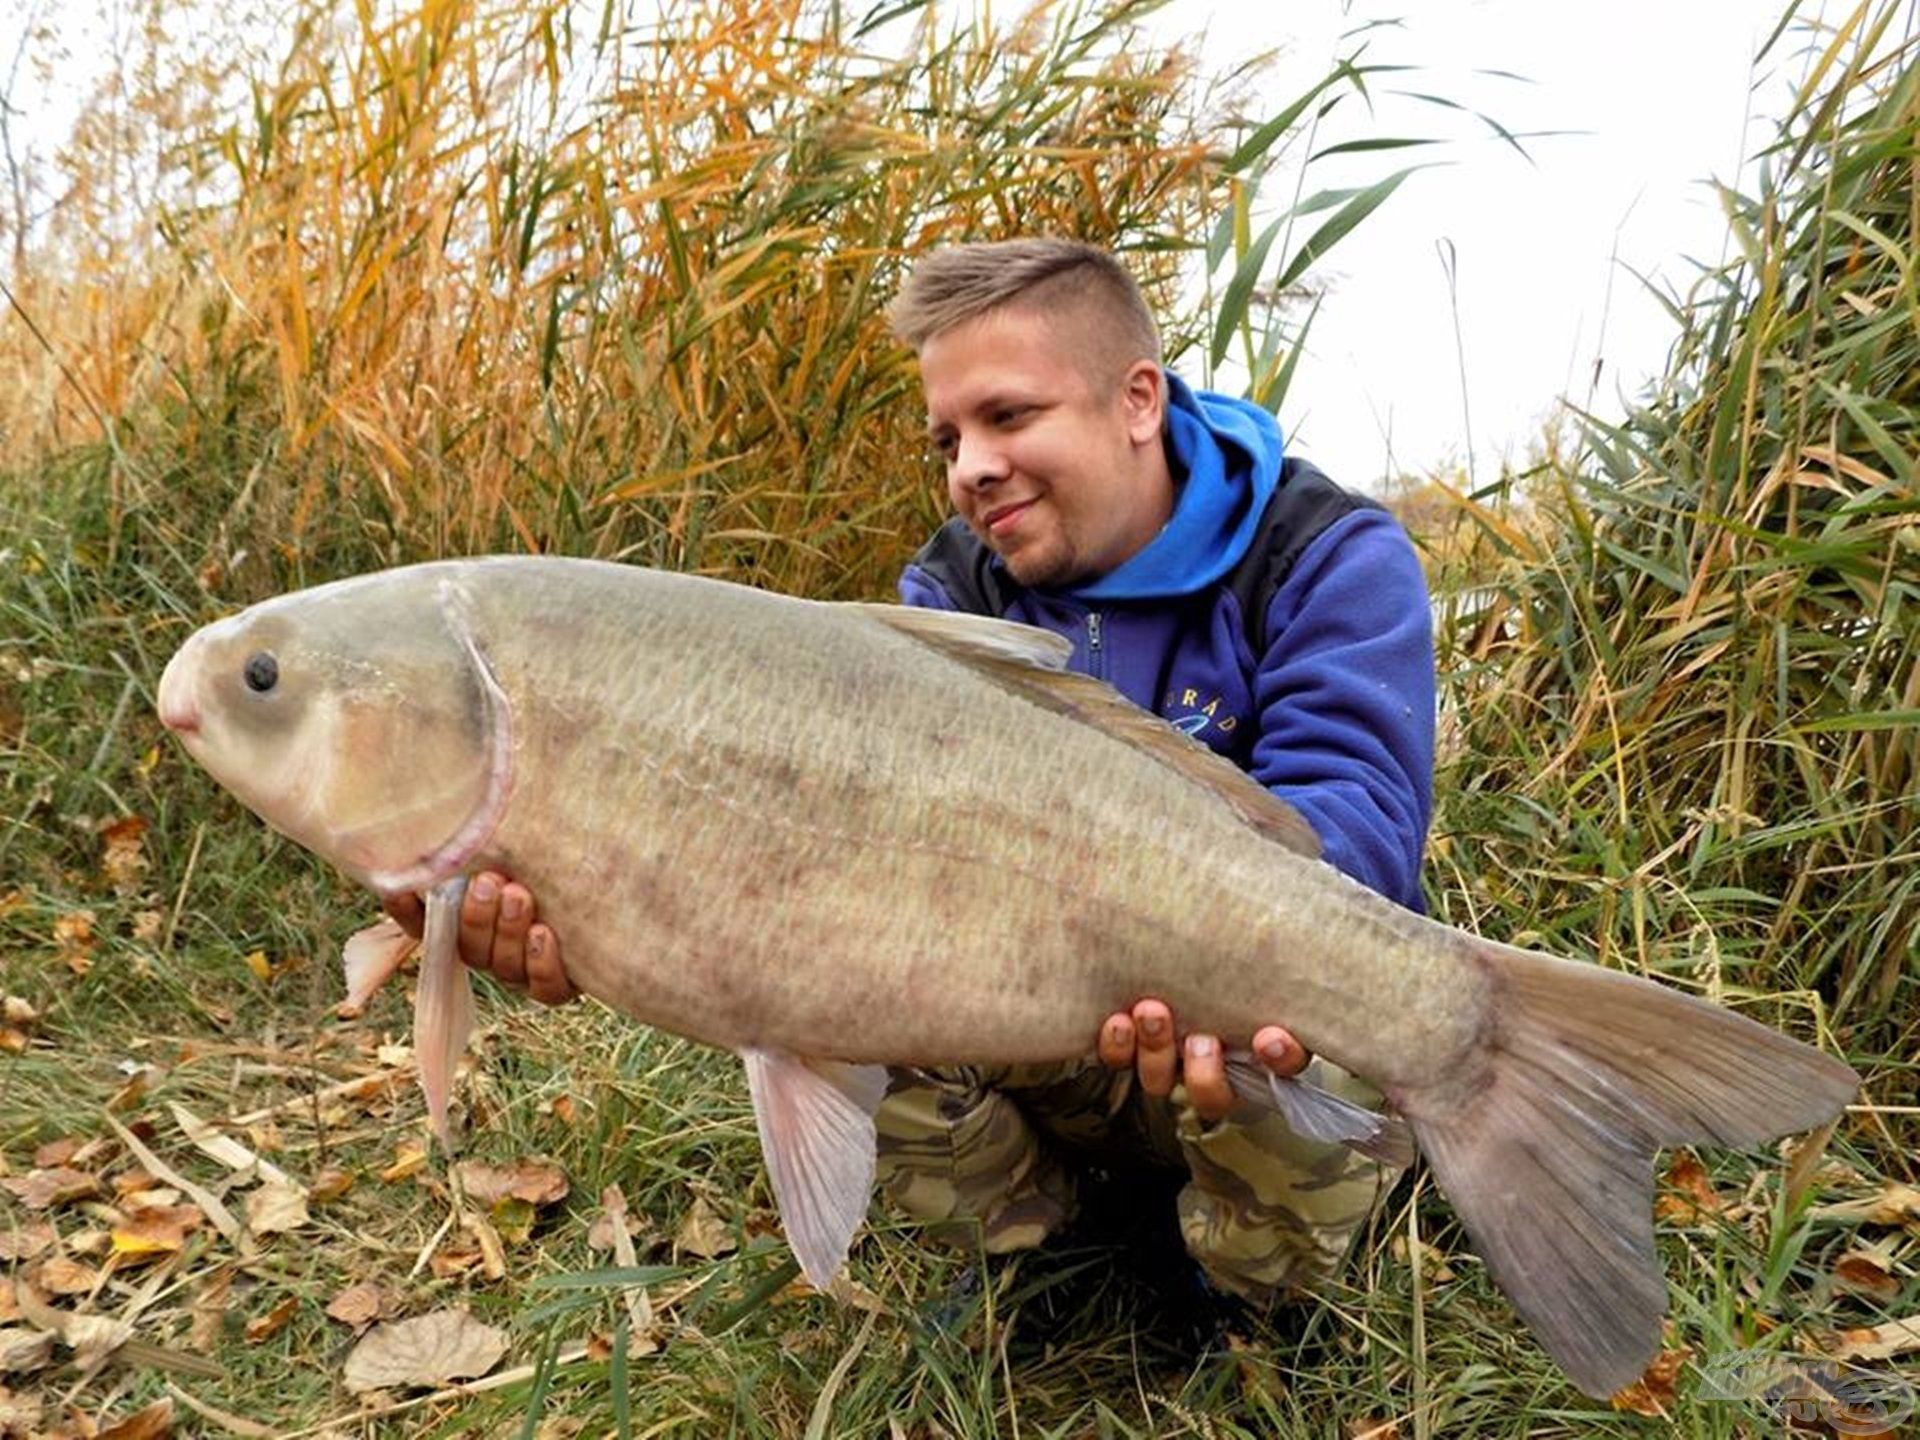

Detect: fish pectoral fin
[415, 878, 475, 1153]
[339, 916, 418, 1017]
[1224, 1053, 1414, 1167]
[741, 1049, 890, 1291]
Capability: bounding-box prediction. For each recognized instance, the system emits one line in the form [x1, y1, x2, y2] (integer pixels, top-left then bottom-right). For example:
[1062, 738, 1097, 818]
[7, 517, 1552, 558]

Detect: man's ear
[1118, 360, 1166, 446]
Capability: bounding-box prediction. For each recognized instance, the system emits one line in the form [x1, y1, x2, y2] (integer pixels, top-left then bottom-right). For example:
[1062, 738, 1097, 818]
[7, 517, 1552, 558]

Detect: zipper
[1086, 611, 1105, 679]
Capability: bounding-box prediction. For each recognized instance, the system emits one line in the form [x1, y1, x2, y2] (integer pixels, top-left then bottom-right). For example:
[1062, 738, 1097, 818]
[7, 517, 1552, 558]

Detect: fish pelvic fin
[414, 877, 476, 1153]
[1223, 1054, 1414, 1167]
[741, 1050, 889, 1291]
[339, 916, 417, 1017]
[1399, 938, 1858, 1399]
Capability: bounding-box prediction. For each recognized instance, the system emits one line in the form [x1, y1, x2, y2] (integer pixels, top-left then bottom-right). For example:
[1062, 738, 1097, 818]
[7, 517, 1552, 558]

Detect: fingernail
[1260, 1037, 1290, 1063]
[527, 930, 545, 956]
[1188, 1035, 1216, 1059]
[1141, 1014, 1166, 1040]
[1105, 1019, 1125, 1044]
[471, 876, 497, 903]
[501, 893, 525, 920]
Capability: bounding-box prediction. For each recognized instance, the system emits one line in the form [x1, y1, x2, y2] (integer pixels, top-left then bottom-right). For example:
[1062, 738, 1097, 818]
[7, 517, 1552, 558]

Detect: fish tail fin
[1398, 938, 1857, 1398]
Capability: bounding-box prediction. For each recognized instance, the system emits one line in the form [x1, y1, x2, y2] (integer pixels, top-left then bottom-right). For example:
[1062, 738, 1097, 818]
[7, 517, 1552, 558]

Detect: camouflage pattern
[874, 1057, 1402, 1299]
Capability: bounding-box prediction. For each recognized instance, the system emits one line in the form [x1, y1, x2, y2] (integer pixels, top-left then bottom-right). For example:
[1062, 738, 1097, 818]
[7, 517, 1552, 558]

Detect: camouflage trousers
[874, 1056, 1403, 1302]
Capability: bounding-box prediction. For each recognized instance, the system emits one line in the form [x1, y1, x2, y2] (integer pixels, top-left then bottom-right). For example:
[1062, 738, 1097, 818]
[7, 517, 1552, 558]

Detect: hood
[1068, 371, 1285, 602]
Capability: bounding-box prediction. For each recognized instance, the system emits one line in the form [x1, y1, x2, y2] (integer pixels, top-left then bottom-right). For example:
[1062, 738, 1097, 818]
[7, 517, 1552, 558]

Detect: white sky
[1138, 0, 1831, 491]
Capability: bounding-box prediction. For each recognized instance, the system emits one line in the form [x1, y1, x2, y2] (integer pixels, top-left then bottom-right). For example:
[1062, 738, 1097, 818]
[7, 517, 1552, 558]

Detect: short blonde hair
[888, 238, 1161, 385]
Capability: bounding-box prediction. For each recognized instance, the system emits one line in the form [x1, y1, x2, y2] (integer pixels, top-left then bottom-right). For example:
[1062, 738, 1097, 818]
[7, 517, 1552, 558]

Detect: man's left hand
[1097, 1000, 1309, 1121]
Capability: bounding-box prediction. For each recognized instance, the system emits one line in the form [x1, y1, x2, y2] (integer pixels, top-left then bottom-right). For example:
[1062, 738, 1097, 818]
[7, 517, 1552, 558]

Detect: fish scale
[157, 555, 1858, 1398]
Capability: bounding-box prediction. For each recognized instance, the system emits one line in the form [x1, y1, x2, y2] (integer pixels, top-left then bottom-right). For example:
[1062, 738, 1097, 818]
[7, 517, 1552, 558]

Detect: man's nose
[951, 430, 1009, 491]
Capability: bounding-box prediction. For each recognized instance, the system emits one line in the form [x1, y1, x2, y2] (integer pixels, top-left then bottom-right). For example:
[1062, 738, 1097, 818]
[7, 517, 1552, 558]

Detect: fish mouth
[156, 644, 201, 734]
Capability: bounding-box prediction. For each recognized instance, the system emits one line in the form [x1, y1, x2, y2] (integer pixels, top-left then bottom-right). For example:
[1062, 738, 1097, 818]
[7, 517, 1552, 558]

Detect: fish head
[157, 568, 511, 895]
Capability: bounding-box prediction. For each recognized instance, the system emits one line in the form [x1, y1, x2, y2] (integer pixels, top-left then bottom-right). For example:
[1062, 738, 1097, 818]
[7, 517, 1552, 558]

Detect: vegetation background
[0, 0, 1913, 1434]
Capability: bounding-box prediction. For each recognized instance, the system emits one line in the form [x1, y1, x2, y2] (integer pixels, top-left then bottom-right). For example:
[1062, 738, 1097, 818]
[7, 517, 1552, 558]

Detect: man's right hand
[383, 872, 577, 1006]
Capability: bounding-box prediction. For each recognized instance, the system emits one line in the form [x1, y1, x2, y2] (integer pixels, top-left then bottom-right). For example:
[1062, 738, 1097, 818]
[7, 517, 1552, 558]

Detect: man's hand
[383, 872, 577, 1006]
[1097, 1000, 1308, 1121]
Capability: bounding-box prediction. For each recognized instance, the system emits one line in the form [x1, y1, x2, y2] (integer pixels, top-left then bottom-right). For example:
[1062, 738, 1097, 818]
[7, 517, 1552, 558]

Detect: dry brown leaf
[310, 1167, 354, 1204]
[380, 1141, 427, 1183]
[243, 1295, 298, 1345]
[324, 1283, 393, 1332]
[1347, 1419, 1401, 1440]
[0, 997, 30, 1027]
[188, 1270, 232, 1353]
[119, 1187, 183, 1212]
[547, 1094, 577, 1126]
[343, 1309, 509, 1394]
[0, 1280, 16, 1324]
[33, 1258, 97, 1297]
[33, 1138, 82, 1169]
[674, 1197, 735, 1261]
[0, 1028, 26, 1055]
[109, 1167, 158, 1197]
[1654, 1153, 1727, 1225]
[1820, 1315, 1920, 1361]
[0, 1222, 56, 1263]
[0, 1383, 44, 1434]
[1833, 1253, 1901, 1302]
[53, 910, 97, 974]
[98, 816, 150, 898]
[11, 1281, 132, 1363]
[1609, 1346, 1690, 1417]
[97, 1397, 172, 1440]
[3, 1166, 101, 1209]
[455, 1160, 570, 1209]
[429, 1242, 485, 1280]
[0, 1328, 52, 1375]
[110, 1204, 203, 1261]
[465, 1213, 508, 1282]
[1811, 1183, 1920, 1228]
[130, 910, 163, 944]
[244, 1183, 310, 1236]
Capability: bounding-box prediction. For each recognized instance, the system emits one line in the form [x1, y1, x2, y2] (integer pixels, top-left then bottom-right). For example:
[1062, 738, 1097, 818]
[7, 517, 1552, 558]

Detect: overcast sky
[1139, 0, 1830, 491]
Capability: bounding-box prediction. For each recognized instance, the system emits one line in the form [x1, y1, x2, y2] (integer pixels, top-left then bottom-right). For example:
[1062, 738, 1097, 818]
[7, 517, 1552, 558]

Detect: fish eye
[243, 652, 279, 693]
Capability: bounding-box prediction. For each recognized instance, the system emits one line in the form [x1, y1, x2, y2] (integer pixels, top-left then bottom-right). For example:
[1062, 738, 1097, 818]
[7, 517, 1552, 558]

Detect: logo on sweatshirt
[1165, 687, 1239, 740]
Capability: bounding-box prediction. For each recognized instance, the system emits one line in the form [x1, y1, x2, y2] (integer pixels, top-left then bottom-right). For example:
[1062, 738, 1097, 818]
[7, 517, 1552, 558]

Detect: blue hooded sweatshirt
[899, 373, 1435, 913]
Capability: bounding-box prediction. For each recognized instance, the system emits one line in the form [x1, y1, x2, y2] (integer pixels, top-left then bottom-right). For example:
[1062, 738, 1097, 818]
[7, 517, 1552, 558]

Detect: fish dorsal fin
[849, 603, 1322, 860]
[841, 602, 1074, 670]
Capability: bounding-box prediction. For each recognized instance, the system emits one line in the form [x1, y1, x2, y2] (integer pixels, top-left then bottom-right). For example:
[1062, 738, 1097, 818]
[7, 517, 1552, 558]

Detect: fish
[154, 555, 1858, 1397]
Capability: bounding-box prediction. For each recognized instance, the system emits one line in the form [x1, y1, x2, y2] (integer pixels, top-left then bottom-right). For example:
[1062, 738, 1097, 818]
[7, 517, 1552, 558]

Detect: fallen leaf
[455, 1159, 570, 1209]
[310, 1167, 353, 1203]
[0, 1027, 25, 1055]
[429, 1242, 485, 1280]
[465, 1213, 508, 1282]
[381, 1141, 427, 1183]
[0, 1329, 52, 1375]
[1820, 1315, 1920, 1361]
[586, 1209, 646, 1253]
[98, 816, 150, 898]
[343, 1309, 509, 1394]
[1811, 1183, 1920, 1228]
[0, 1222, 56, 1262]
[109, 1166, 158, 1196]
[130, 909, 163, 944]
[2, 1166, 100, 1209]
[548, 1094, 577, 1126]
[1654, 1152, 1727, 1225]
[1609, 1346, 1690, 1417]
[1833, 1253, 1901, 1302]
[674, 1197, 735, 1261]
[0, 1383, 43, 1433]
[53, 910, 96, 974]
[97, 1397, 172, 1439]
[243, 949, 274, 982]
[325, 1283, 393, 1332]
[189, 1270, 232, 1352]
[110, 1204, 203, 1261]
[0, 1280, 15, 1323]
[244, 1295, 298, 1344]
[11, 1282, 132, 1363]
[1347, 1420, 1400, 1440]
[244, 1183, 310, 1236]
[32, 1138, 81, 1169]
[32, 1258, 97, 1297]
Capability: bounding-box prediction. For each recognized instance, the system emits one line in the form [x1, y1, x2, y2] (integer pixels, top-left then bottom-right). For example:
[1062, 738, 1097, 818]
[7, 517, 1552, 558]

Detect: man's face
[919, 305, 1168, 589]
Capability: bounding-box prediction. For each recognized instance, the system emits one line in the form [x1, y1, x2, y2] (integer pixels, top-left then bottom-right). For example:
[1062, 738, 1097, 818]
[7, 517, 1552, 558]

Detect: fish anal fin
[848, 604, 1320, 859]
[741, 1050, 889, 1290]
[1402, 938, 1859, 1397]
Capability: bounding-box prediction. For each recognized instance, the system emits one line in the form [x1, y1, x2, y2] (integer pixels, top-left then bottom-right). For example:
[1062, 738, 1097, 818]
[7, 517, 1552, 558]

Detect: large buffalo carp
[155, 556, 1857, 1396]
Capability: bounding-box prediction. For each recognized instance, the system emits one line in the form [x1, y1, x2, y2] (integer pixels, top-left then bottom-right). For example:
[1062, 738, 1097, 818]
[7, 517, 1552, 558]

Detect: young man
[394, 237, 1435, 1311]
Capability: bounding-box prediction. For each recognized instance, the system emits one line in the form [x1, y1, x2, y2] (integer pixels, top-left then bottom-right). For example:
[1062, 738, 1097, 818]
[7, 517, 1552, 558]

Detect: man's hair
[888, 238, 1162, 383]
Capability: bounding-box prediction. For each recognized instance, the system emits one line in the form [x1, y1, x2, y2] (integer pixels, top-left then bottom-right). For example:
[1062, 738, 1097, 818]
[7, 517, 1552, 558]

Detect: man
[390, 237, 1435, 1313]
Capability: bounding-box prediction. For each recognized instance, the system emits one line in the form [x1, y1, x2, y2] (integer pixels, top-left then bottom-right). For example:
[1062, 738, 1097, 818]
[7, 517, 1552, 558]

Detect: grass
[3, 0, 1917, 1435]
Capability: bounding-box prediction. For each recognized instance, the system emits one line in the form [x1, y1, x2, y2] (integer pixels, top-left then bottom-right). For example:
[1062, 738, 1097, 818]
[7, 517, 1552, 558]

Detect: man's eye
[929, 435, 958, 463]
[994, 406, 1031, 426]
